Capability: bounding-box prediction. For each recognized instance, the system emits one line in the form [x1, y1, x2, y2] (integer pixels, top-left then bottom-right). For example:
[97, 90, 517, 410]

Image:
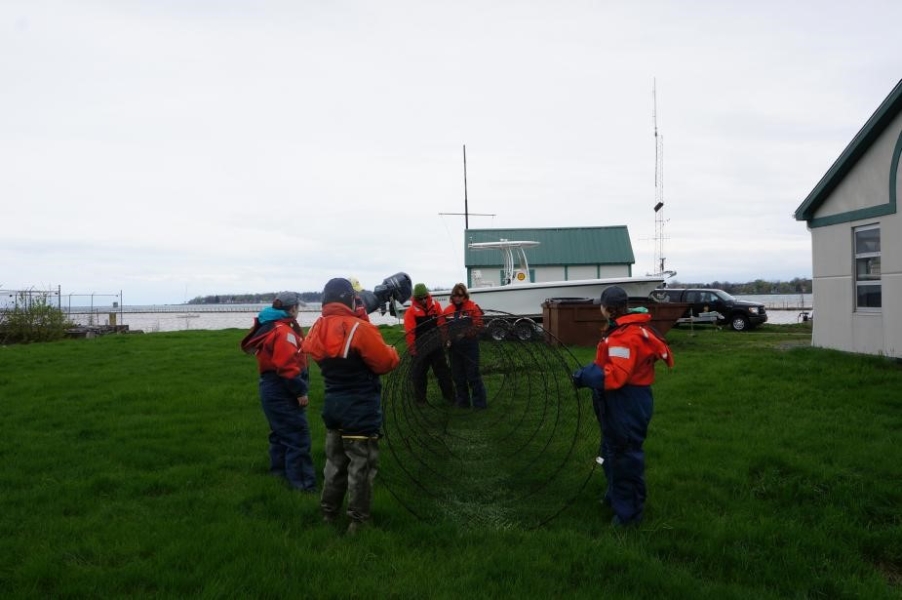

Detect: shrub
[0, 296, 73, 344]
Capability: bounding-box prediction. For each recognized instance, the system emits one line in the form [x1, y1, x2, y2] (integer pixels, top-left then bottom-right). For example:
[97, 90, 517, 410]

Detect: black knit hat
[594, 285, 628, 307]
[322, 278, 355, 308]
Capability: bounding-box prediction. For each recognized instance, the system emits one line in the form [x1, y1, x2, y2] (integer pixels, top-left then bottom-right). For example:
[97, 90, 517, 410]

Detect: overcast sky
[2, 1, 899, 305]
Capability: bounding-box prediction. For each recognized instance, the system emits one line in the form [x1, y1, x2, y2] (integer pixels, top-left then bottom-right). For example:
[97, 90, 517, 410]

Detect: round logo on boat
[517, 272, 526, 281]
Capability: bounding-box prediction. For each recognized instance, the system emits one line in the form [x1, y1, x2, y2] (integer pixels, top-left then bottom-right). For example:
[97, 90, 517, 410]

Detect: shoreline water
[65, 309, 405, 333]
[64, 307, 810, 333]
[48, 292, 815, 333]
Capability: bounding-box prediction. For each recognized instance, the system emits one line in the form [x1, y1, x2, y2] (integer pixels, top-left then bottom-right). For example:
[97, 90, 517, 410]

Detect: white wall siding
[850, 314, 887, 356]
[817, 113, 902, 218]
[883, 273, 902, 358]
[810, 213, 902, 358]
[810, 272, 855, 353]
[531, 265, 632, 282]
[811, 223, 852, 278]
[567, 266, 599, 280]
[534, 267, 566, 282]
[598, 265, 631, 278]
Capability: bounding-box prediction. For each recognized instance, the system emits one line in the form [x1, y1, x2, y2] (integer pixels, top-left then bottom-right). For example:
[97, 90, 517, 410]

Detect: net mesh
[379, 311, 599, 529]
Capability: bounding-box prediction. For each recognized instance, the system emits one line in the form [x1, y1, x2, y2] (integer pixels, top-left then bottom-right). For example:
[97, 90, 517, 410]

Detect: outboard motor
[358, 272, 412, 315]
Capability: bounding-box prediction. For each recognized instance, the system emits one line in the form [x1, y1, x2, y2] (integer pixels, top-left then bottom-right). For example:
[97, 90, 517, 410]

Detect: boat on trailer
[431, 240, 670, 338]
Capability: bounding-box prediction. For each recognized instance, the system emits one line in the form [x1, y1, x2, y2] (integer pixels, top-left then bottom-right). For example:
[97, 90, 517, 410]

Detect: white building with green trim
[463, 226, 638, 286]
[794, 79, 902, 358]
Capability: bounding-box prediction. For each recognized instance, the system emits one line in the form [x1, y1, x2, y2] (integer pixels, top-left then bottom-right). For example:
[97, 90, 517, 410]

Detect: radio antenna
[438, 144, 496, 223]
[652, 79, 667, 276]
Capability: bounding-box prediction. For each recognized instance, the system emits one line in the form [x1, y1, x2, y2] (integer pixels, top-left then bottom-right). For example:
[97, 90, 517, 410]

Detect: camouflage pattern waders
[321, 429, 379, 524]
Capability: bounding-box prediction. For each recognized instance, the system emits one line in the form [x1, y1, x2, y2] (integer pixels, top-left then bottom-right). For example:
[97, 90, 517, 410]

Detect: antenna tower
[652, 80, 666, 275]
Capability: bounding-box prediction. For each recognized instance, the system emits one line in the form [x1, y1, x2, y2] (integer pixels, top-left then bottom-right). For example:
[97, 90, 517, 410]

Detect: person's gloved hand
[572, 363, 604, 390]
[571, 368, 585, 389]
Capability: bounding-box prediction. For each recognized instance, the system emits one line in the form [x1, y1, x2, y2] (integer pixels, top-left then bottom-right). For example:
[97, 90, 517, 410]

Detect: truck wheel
[730, 315, 749, 331]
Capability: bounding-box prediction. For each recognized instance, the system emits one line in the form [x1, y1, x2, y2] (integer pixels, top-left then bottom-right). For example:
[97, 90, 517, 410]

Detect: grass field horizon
[1, 323, 899, 598]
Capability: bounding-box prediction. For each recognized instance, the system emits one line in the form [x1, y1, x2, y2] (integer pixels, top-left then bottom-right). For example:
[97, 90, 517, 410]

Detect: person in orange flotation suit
[442, 282, 487, 409]
[572, 285, 674, 527]
[240, 291, 316, 492]
[301, 278, 400, 534]
[404, 283, 455, 405]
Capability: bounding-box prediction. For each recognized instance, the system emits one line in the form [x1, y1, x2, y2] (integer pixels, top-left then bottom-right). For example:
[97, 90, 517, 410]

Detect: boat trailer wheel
[485, 317, 538, 342]
[487, 319, 510, 341]
[512, 318, 537, 341]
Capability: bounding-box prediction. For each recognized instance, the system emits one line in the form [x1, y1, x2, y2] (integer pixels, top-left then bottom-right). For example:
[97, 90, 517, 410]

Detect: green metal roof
[795, 79, 902, 224]
[464, 226, 635, 267]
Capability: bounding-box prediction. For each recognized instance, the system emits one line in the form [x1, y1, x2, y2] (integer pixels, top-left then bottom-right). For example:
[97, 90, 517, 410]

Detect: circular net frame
[379, 311, 599, 529]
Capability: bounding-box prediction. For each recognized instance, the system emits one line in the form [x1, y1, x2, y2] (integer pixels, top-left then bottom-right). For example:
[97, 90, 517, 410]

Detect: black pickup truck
[649, 288, 767, 331]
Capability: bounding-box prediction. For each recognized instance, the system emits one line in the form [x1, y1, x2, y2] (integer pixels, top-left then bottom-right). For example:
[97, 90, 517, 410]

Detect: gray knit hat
[273, 291, 301, 308]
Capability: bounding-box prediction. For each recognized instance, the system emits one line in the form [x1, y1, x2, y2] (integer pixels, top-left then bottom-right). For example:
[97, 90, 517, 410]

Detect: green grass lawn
[0, 323, 899, 598]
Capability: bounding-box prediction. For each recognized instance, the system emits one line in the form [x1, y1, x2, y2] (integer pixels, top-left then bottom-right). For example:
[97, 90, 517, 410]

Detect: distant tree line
[186, 292, 323, 305]
[666, 277, 812, 295]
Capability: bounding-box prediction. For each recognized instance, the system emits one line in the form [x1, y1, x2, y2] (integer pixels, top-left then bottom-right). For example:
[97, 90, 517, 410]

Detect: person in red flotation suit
[442, 282, 487, 409]
[240, 291, 315, 492]
[572, 285, 674, 527]
[301, 278, 400, 534]
[404, 283, 455, 405]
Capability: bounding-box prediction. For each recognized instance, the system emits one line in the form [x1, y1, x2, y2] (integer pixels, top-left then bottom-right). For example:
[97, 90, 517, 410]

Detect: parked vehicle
[649, 288, 767, 331]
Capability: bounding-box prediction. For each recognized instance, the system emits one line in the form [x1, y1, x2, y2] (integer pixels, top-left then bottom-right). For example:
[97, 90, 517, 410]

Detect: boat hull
[433, 276, 665, 320]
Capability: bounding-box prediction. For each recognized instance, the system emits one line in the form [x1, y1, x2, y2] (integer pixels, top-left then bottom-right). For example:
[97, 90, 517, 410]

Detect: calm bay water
[64, 294, 812, 333]
[66, 306, 404, 333]
[739, 293, 812, 310]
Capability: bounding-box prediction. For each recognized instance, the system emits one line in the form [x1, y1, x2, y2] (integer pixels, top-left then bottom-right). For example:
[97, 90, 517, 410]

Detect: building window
[854, 225, 881, 310]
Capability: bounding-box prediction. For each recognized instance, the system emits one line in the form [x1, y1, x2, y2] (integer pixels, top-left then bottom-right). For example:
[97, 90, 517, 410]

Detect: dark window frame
[853, 224, 882, 311]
